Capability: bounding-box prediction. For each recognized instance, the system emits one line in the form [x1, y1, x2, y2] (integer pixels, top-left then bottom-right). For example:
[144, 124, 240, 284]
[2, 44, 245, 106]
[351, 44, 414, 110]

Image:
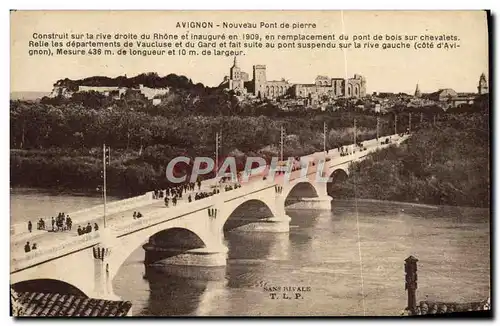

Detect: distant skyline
[11, 11, 489, 94]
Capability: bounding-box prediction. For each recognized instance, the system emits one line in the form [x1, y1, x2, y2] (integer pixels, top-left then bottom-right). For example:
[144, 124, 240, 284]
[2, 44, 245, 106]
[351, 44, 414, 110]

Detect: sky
[10, 10, 489, 94]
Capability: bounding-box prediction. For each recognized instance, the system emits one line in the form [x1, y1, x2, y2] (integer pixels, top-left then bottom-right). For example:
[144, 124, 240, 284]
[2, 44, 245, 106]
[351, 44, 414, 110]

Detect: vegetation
[11, 73, 489, 206]
[330, 112, 490, 207]
[10, 98, 398, 197]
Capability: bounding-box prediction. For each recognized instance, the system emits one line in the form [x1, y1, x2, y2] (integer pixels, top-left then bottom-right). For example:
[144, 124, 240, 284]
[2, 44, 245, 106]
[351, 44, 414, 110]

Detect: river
[10, 190, 490, 316]
[10, 188, 120, 224]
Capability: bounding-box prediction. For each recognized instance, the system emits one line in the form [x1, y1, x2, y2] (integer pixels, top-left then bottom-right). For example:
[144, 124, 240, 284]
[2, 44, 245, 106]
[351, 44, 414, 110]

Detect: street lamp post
[354, 118, 357, 145]
[394, 114, 398, 135]
[215, 131, 222, 177]
[323, 121, 327, 153]
[102, 144, 110, 229]
[280, 126, 285, 162]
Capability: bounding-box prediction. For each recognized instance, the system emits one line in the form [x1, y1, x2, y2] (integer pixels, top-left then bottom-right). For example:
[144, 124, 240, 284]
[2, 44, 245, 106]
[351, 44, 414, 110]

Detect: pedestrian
[77, 225, 82, 236]
[133, 211, 137, 219]
[188, 194, 192, 203]
[27, 221, 32, 233]
[51, 217, 55, 231]
[137, 212, 143, 218]
[24, 241, 31, 253]
[66, 216, 72, 231]
[86, 223, 92, 233]
[94, 223, 99, 231]
[32, 243, 37, 250]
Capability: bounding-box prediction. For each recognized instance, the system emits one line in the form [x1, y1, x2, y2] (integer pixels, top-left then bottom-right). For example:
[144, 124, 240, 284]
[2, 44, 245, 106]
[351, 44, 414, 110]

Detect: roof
[12, 291, 132, 317]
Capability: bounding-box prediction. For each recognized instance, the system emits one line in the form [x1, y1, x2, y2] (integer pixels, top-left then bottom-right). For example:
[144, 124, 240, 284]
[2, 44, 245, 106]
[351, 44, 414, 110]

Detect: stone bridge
[10, 134, 408, 302]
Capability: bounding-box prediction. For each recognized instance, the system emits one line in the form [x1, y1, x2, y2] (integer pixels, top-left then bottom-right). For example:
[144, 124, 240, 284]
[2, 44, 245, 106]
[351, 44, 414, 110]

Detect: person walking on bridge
[66, 215, 72, 231]
[27, 221, 32, 233]
[24, 241, 31, 253]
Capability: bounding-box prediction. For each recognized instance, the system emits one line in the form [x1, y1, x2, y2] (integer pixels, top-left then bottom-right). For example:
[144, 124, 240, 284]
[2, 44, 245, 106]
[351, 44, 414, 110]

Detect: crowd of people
[152, 181, 202, 201]
[77, 222, 99, 236]
[22, 177, 247, 254]
[339, 141, 368, 157]
[28, 212, 73, 234]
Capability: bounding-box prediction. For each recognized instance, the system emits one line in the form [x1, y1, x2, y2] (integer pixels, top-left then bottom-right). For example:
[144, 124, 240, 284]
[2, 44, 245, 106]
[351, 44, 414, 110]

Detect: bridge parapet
[11, 232, 100, 273]
[112, 184, 264, 237]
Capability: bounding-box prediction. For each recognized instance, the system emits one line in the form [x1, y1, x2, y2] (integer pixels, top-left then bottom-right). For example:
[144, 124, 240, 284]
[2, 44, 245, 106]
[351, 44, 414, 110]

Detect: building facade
[228, 57, 247, 95]
[226, 57, 366, 100]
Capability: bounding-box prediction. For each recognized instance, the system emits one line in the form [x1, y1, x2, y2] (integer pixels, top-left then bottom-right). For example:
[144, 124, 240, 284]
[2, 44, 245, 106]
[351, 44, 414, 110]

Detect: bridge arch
[223, 199, 276, 232]
[283, 180, 319, 206]
[109, 221, 213, 282]
[11, 278, 87, 297]
[329, 168, 349, 183]
[327, 167, 349, 197]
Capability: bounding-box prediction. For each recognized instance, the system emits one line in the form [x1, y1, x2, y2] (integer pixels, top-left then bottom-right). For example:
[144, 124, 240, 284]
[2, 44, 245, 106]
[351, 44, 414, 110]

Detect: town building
[225, 57, 366, 100]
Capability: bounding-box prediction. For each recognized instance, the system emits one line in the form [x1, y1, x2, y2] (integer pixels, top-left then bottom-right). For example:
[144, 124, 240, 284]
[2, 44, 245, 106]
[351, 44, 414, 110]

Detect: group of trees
[11, 97, 404, 196]
[54, 72, 205, 91]
[330, 112, 490, 207]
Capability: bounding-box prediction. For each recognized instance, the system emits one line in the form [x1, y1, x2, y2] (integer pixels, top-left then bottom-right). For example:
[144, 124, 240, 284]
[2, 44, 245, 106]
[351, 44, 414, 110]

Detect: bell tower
[477, 73, 488, 95]
[414, 83, 421, 98]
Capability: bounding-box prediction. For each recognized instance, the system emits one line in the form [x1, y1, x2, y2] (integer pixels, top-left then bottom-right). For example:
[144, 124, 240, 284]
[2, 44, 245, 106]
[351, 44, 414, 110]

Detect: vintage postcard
[9, 10, 491, 317]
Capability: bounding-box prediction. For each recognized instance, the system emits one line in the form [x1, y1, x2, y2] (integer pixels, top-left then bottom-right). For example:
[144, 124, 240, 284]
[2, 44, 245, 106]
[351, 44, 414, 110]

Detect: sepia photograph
[8, 10, 491, 317]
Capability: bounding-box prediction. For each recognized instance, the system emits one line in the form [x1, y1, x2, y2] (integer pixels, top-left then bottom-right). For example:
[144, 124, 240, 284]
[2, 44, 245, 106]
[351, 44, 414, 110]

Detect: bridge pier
[92, 245, 121, 301]
[143, 243, 228, 267]
[226, 215, 291, 233]
[295, 196, 333, 210]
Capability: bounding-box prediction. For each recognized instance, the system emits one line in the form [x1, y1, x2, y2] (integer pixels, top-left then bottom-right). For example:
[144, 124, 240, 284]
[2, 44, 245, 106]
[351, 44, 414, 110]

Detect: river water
[10, 190, 490, 316]
[10, 188, 120, 224]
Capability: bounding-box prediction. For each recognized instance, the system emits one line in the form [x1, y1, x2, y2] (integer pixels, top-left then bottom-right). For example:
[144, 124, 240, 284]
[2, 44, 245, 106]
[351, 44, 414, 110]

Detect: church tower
[477, 73, 488, 95]
[414, 83, 421, 98]
[253, 65, 267, 98]
[229, 56, 244, 92]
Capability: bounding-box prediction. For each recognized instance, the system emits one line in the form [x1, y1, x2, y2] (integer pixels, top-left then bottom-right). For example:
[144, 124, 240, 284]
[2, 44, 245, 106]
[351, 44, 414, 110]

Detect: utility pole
[215, 131, 222, 177]
[280, 126, 285, 162]
[323, 121, 327, 153]
[102, 143, 110, 229]
[394, 114, 398, 135]
[353, 118, 357, 145]
[408, 112, 412, 133]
